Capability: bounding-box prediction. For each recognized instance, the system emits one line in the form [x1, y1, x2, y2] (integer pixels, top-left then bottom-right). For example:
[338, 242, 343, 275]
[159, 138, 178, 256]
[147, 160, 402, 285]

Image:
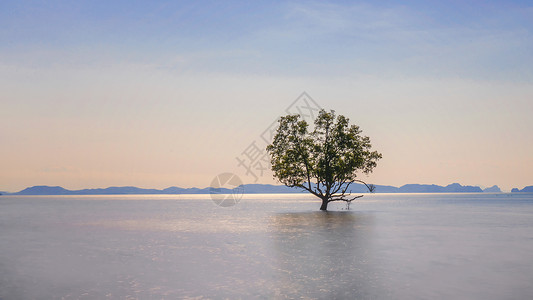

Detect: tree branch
[294, 183, 321, 199]
[328, 194, 364, 203]
[353, 179, 376, 193]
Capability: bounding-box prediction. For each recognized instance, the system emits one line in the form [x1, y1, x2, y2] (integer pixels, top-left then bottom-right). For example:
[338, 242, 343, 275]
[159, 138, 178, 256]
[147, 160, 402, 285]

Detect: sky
[1, 0, 532, 192]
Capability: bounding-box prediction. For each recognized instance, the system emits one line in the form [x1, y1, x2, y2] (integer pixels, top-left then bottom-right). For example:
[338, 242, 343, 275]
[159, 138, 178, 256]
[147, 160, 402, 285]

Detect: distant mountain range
[2, 184, 303, 195]
[483, 185, 502, 193]
[1, 183, 520, 196]
[511, 186, 533, 193]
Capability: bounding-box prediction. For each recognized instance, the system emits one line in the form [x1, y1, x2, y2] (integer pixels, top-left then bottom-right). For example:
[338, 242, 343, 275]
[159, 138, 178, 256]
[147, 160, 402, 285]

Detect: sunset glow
[1, 1, 532, 192]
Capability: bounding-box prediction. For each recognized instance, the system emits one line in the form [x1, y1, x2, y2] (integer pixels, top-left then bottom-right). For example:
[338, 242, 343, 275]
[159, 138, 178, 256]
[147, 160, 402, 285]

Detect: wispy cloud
[2, 1, 531, 80]
[249, 1, 533, 80]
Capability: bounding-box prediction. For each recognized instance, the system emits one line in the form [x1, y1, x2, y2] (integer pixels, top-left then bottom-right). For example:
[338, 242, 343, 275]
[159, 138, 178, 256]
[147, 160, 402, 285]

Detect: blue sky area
[1, 1, 532, 192]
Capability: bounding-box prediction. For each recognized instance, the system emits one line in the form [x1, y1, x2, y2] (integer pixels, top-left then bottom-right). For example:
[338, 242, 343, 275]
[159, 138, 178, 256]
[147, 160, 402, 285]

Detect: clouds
[268, 1, 533, 80]
[2, 1, 531, 80]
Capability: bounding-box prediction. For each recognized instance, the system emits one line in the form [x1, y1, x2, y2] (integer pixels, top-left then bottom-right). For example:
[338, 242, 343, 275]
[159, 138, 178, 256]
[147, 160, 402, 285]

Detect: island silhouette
[6, 183, 529, 196]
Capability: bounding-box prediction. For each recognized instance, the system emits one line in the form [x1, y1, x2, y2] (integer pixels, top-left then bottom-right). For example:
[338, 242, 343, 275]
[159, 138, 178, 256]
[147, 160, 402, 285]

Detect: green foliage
[266, 109, 382, 210]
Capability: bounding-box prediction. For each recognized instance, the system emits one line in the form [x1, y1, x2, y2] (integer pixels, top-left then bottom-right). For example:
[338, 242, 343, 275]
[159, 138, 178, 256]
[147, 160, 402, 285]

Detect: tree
[266, 109, 382, 211]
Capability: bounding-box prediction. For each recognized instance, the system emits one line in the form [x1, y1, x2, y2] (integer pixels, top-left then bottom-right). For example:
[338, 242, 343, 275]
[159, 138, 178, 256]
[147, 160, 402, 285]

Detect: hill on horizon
[512, 186, 533, 193]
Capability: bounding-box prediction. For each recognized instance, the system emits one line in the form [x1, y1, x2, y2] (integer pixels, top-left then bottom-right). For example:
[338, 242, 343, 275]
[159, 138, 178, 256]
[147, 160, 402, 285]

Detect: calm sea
[1, 193, 533, 299]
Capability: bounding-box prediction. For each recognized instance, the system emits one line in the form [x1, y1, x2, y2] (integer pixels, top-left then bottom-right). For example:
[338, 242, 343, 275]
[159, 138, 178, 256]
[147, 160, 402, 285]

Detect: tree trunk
[319, 197, 329, 211]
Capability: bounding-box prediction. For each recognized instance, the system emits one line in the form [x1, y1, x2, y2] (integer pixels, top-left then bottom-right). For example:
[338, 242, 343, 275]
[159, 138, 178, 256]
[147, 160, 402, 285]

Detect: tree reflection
[270, 211, 383, 299]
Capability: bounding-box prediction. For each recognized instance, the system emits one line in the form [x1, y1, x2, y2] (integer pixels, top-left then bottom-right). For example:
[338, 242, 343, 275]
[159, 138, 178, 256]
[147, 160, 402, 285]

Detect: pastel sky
[1, 0, 532, 192]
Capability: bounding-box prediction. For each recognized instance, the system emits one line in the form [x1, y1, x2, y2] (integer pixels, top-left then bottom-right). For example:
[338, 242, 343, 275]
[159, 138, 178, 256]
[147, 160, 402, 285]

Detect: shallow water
[1, 193, 533, 299]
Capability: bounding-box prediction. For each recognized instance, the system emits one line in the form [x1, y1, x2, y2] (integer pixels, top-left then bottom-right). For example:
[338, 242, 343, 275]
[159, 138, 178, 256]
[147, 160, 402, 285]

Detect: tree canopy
[266, 109, 382, 210]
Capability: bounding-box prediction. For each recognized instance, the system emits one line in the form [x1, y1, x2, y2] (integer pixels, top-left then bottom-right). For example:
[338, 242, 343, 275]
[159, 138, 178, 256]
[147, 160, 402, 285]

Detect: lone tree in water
[266, 109, 382, 211]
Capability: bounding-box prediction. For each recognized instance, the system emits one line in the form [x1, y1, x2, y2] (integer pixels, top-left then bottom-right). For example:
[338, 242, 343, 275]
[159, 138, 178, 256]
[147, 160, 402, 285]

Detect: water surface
[1, 193, 533, 299]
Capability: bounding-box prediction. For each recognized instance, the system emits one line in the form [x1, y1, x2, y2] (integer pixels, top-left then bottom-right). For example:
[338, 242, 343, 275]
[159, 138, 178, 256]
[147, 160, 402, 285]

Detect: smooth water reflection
[1, 193, 533, 299]
[270, 212, 383, 299]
